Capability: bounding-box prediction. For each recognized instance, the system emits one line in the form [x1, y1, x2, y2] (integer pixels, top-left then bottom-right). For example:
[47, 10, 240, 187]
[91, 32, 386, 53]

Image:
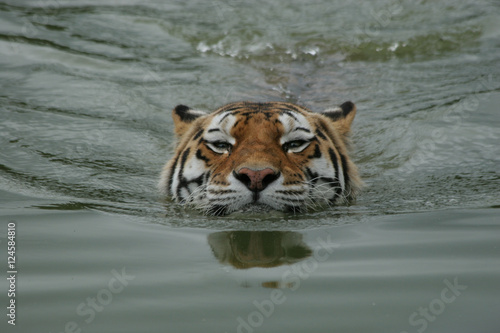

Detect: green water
[1, 0, 499, 332]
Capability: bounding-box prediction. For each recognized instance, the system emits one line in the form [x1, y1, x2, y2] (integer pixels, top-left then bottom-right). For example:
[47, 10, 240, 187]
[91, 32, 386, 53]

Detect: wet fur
[159, 101, 361, 215]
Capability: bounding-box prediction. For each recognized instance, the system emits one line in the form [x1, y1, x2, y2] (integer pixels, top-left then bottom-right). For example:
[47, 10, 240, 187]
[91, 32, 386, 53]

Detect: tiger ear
[320, 101, 357, 136]
[172, 104, 207, 137]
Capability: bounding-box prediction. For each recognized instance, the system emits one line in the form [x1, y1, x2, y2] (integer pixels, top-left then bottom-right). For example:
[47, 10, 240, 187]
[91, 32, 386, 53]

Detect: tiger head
[159, 101, 361, 215]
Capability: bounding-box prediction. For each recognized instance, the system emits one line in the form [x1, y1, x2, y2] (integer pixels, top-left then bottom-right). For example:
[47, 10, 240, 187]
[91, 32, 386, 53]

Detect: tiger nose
[233, 168, 280, 192]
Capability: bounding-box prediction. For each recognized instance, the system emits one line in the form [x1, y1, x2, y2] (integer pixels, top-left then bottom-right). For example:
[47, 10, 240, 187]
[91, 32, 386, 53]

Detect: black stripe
[328, 148, 343, 198]
[175, 148, 191, 198]
[282, 110, 299, 121]
[207, 188, 236, 194]
[328, 129, 350, 196]
[315, 129, 327, 140]
[218, 111, 233, 123]
[167, 154, 180, 196]
[294, 127, 311, 133]
[193, 128, 204, 140]
[281, 103, 301, 112]
[216, 104, 246, 113]
[196, 149, 210, 163]
[305, 167, 318, 184]
[179, 148, 191, 170]
[328, 148, 339, 178]
[283, 180, 303, 185]
[308, 144, 322, 159]
[275, 189, 305, 195]
[190, 174, 205, 187]
[204, 171, 211, 185]
[339, 153, 350, 193]
[275, 197, 304, 203]
[317, 177, 338, 185]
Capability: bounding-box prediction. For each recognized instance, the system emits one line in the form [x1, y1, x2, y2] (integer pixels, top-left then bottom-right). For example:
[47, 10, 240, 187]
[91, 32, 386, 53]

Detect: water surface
[0, 0, 499, 332]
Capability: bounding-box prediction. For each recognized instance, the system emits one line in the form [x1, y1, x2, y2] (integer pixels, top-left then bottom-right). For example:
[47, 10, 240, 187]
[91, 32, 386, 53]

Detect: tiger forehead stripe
[278, 110, 312, 133]
[207, 111, 236, 130]
[216, 104, 248, 113]
[293, 127, 311, 133]
[281, 110, 299, 121]
[204, 111, 237, 145]
[218, 111, 233, 123]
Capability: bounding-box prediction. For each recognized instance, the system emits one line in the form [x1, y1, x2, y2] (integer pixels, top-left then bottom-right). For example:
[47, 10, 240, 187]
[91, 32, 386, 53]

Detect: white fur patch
[204, 112, 237, 145]
[183, 154, 205, 180]
[278, 111, 314, 145]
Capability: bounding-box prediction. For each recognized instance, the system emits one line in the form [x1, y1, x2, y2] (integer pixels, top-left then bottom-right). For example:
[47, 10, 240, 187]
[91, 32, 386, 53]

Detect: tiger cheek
[282, 164, 301, 182]
[208, 154, 233, 183]
[196, 145, 213, 167]
[288, 150, 311, 168]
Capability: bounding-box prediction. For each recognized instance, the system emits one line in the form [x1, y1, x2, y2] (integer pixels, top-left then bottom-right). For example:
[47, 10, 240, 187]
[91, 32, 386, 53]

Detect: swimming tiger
[159, 101, 361, 215]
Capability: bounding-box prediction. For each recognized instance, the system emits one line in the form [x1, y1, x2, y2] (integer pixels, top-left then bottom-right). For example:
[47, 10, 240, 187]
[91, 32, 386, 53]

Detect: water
[1, 0, 499, 332]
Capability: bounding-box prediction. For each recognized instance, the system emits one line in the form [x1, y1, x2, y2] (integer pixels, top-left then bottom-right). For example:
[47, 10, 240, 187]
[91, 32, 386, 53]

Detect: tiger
[159, 101, 361, 215]
[208, 231, 312, 269]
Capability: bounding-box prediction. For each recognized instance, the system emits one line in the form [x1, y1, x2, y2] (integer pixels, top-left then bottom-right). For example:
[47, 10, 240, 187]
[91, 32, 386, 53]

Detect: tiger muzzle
[233, 168, 280, 193]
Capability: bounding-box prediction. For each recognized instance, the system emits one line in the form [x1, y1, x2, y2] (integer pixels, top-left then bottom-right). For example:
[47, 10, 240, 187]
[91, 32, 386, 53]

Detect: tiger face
[159, 101, 361, 215]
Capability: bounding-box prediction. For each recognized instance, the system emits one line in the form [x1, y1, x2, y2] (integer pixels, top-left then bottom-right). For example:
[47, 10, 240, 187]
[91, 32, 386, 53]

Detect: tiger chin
[159, 101, 362, 216]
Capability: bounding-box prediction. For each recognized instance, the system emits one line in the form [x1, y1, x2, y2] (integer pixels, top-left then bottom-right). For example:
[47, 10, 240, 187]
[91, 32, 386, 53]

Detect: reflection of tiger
[208, 231, 312, 269]
[159, 101, 361, 215]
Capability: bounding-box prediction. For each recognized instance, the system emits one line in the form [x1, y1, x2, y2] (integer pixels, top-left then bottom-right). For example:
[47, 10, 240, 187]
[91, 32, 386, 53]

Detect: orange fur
[159, 102, 361, 215]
